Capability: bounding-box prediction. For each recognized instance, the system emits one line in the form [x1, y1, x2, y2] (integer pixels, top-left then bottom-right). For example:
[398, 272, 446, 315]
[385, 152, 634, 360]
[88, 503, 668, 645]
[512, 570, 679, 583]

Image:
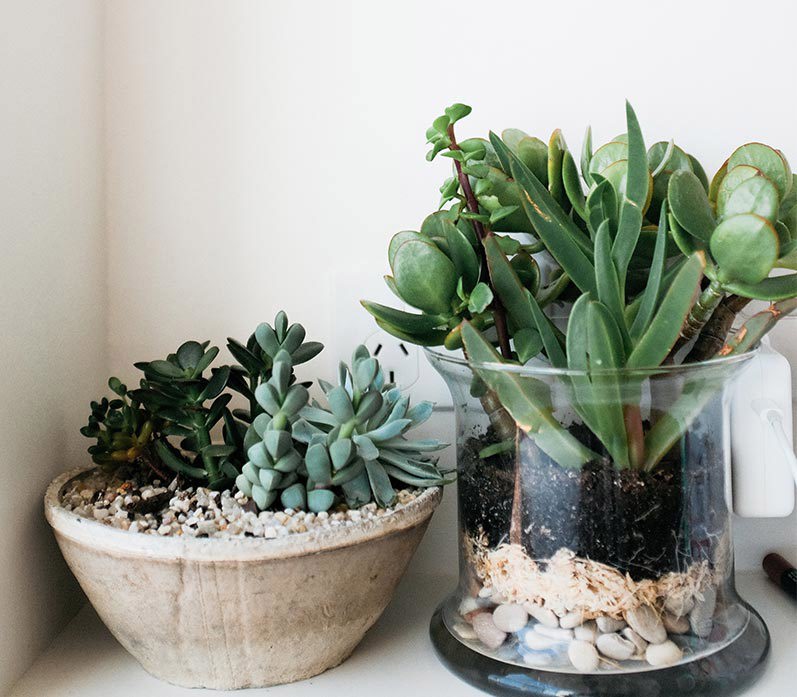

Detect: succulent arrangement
[82, 312, 448, 513]
[363, 102, 797, 475]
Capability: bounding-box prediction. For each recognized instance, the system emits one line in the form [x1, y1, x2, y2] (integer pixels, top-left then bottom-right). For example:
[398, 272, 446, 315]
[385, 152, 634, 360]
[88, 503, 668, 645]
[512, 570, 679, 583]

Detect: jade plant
[363, 102, 797, 539]
[82, 312, 448, 513]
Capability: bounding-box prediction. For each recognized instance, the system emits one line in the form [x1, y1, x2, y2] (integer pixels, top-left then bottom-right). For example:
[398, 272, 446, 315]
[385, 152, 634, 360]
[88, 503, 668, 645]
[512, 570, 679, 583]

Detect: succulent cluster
[83, 313, 448, 512]
[364, 103, 797, 473]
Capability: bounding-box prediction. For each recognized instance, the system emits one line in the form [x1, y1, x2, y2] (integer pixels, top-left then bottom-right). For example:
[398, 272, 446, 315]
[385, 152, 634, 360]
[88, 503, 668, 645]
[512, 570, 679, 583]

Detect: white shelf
[9, 571, 795, 696]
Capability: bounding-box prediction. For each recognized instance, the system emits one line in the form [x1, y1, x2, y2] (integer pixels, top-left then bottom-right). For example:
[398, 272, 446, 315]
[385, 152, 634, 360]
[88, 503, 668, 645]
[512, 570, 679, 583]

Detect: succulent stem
[447, 124, 512, 359]
[669, 279, 724, 358]
[686, 295, 750, 363]
[720, 297, 797, 355]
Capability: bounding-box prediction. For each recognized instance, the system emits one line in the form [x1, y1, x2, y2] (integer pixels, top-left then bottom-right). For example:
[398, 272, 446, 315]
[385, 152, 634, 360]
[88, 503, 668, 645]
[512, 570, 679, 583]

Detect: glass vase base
[429, 602, 770, 697]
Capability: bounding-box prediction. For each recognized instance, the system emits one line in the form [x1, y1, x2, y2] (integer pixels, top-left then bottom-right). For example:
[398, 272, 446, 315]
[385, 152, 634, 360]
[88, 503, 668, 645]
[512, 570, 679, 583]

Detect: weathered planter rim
[45, 466, 442, 562]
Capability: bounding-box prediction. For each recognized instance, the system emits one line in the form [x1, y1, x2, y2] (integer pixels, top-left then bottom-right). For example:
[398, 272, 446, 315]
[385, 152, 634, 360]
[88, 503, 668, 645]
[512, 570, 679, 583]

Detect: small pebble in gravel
[621, 627, 648, 654]
[492, 604, 528, 633]
[645, 640, 683, 666]
[574, 620, 598, 644]
[689, 587, 717, 638]
[472, 612, 507, 650]
[596, 633, 636, 661]
[519, 628, 562, 650]
[663, 612, 690, 635]
[534, 625, 574, 641]
[664, 594, 695, 618]
[559, 611, 585, 629]
[568, 640, 599, 672]
[596, 616, 626, 633]
[525, 604, 559, 628]
[625, 605, 667, 644]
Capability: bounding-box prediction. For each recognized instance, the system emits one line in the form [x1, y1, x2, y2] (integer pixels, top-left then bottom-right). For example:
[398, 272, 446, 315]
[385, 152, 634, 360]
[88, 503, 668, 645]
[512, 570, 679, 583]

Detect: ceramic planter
[45, 466, 441, 689]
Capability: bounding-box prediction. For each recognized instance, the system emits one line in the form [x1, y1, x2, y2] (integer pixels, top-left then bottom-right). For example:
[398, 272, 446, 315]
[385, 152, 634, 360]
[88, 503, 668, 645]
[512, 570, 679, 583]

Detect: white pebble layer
[61, 470, 421, 539]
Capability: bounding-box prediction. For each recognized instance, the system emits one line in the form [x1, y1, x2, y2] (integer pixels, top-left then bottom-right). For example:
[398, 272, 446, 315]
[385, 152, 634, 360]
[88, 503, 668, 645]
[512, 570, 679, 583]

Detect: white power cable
[752, 399, 797, 487]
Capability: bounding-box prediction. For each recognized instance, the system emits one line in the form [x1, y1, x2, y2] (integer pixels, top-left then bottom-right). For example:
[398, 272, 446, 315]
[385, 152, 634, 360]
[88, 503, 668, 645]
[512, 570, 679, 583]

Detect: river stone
[492, 603, 529, 633]
[472, 612, 507, 650]
[453, 623, 477, 640]
[625, 605, 667, 644]
[559, 611, 585, 629]
[663, 612, 690, 635]
[459, 597, 480, 617]
[535, 625, 574, 641]
[520, 629, 562, 650]
[525, 604, 560, 628]
[568, 640, 600, 672]
[621, 627, 648, 654]
[646, 640, 683, 666]
[596, 633, 636, 661]
[574, 620, 598, 644]
[664, 594, 695, 617]
[596, 616, 626, 633]
[689, 587, 717, 638]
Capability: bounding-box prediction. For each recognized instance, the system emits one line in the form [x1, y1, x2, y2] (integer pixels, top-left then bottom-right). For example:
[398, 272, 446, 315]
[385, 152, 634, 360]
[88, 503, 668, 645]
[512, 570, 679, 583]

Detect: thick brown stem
[686, 295, 751, 363]
[623, 404, 645, 468]
[448, 124, 512, 359]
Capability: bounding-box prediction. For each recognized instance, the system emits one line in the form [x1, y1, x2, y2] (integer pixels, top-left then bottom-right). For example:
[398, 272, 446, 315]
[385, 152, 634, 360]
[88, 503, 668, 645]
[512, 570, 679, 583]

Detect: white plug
[730, 344, 796, 517]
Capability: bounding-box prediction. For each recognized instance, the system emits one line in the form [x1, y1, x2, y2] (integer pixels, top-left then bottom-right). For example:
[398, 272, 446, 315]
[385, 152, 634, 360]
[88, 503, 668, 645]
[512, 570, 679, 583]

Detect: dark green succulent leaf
[719, 175, 779, 222]
[391, 238, 458, 314]
[176, 341, 205, 371]
[710, 213, 779, 285]
[154, 439, 207, 479]
[627, 252, 705, 368]
[442, 219, 480, 290]
[728, 143, 791, 199]
[594, 220, 628, 348]
[373, 317, 448, 347]
[668, 170, 716, 242]
[467, 282, 493, 315]
[562, 149, 587, 220]
[630, 202, 669, 341]
[202, 444, 236, 458]
[483, 235, 535, 330]
[291, 341, 324, 365]
[580, 126, 593, 186]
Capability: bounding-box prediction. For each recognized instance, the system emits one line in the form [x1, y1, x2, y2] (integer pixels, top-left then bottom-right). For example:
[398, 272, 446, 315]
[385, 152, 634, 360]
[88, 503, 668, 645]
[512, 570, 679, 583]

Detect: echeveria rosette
[292, 345, 449, 510]
[234, 349, 309, 510]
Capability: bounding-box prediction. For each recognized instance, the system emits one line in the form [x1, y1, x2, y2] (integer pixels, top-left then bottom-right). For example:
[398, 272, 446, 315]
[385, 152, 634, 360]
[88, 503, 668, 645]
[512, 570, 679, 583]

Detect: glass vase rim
[423, 344, 759, 378]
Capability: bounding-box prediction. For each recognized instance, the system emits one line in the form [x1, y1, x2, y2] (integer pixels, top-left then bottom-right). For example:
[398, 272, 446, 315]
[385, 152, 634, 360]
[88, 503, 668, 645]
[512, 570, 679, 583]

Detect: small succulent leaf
[200, 365, 230, 401]
[330, 457, 366, 485]
[281, 323, 306, 354]
[291, 341, 323, 365]
[630, 202, 669, 341]
[372, 317, 448, 347]
[327, 386, 355, 423]
[547, 129, 567, 205]
[307, 489, 335, 513]
[252, 412, 271, 437]
[274, 450, 301, 473]
[236, 474, 253, 496]
[252, 486, 278, 511]
[254, 323, 280, 357]
[329, 438, 355, 470]
[527, 292, 567, 368]
[305, 443, 332, 485]
[258, 468, 282, 491]
[406, 401, 434, 425]
[442, 220, 480, 291]
[627, 252, 705, 368]
[467, 282, 494, 314]
[148, 360, 184, 378]
[281, 384, 309, 416]
[514, 326, 544, 364]
[247, 441, 271, 468]
[589, 141, 628, 176]
[353, 357, 378, 392]
[365, 460, 396, 507]
[176, 341, 205, 371]
[264, 430, 292, 459]
[594, 219, 629, 347]
[341, 470, 372, 508]
[280, 483, 307, 510]
[365, 418, 412, 442]
[689, 155, 710, 192]
[392, 238, 458, 314]
[355, 391, 383, 423]
[580, 126, 593, 185]
[353, 434, 379, 461]
[668, 170, 716, 242]
[201, 444, 235, 458]
[154, 439, 207, 479]
[710, 213, 779, 285]
[562, 149, 587, 220]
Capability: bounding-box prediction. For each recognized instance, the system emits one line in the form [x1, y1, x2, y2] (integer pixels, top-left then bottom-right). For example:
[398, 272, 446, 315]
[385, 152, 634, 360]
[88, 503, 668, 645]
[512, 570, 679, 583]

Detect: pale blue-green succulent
[292, 345, 449, 510]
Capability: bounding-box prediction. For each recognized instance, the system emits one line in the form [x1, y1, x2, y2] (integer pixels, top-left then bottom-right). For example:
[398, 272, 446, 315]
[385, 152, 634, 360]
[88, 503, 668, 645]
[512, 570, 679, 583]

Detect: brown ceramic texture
[45, 467, 441, 689]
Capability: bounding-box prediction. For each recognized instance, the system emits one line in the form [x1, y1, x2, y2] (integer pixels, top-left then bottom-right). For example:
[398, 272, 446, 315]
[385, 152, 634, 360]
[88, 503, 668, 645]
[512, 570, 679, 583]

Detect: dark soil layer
[458, 420, 728, 581]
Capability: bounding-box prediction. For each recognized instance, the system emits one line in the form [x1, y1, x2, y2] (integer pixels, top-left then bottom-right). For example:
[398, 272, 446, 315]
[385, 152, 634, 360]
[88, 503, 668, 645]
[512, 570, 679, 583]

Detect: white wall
[0, 0, 106, 693]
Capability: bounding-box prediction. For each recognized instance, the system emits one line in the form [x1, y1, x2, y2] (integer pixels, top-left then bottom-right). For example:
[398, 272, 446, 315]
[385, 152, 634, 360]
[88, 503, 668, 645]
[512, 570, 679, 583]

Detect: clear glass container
[426, 348, 769, 697]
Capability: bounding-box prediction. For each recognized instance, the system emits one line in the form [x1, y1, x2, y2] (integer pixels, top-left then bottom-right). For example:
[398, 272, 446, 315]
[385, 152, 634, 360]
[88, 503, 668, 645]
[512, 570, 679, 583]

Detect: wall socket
[330, 270, 452, 408]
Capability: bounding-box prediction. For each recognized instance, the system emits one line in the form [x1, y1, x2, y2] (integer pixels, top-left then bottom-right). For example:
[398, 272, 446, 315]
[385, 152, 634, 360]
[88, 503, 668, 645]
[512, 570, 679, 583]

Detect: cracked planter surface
[45, 466, 441, 689]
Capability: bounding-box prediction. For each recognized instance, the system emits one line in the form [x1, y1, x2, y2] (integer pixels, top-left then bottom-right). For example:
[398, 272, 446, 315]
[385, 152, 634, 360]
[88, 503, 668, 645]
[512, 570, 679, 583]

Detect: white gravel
[61, 470, 421, 539]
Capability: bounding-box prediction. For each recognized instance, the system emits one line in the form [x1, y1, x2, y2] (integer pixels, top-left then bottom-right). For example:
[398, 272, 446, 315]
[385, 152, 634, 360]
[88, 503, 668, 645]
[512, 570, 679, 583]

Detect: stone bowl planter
[45, 466, 442, 689]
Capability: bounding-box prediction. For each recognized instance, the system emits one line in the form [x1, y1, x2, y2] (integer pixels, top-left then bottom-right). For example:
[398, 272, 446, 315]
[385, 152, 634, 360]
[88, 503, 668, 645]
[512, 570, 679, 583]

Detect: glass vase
[426, 348, 769, 697]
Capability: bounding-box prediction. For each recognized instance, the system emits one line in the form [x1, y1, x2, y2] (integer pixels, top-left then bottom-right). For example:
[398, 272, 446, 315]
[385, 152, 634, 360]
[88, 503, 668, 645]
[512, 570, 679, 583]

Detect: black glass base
[430, 603, 770, 697]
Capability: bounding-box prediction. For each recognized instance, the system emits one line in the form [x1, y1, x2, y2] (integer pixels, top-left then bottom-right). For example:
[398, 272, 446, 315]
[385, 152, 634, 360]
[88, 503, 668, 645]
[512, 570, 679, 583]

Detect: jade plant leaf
[718, 175, 780, 222]
[710, 213, 779, 285]
[728, 143, 792, 200]
[667, 170, 716, 242]
[391, 238, 457, 314]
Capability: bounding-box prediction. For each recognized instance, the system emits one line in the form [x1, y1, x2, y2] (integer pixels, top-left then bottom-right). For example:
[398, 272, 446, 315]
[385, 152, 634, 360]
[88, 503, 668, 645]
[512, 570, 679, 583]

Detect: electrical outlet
[364, 329, 419, 388]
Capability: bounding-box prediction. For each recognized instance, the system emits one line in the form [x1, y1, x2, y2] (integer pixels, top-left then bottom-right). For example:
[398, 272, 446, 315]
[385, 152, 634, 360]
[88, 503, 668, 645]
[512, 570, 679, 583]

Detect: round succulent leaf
[176, 341, 204, 371]
[601, 159, 628, 200]
[648, 141, 692, 175]
[305, 443, 332, 485]
[406, 401, 434, 425]
[388, 230, 426, 269]
[147, 359, 185, 378]
[365, 460, 396, 507]
[392, 238, 458, 314]
[252, 413, 270, 437]
[274, 449, 301, 473]
[588, 141, 628, 176]
[353, 357, 378, 392]
[247, 442, 271, 468]
[667, 170, 716, 242]
[281, 384, 309, 416]
[442, 220, 480, 290]
[728, 143, 791, 199]
[689, 155, 710, 191]
[307, 489, 335, 513]
[254, 322, 280, 357]
[716, 164, 762, 212]
[330, 438, 355, 470]
[720, 175, 779, 222]
[241, 462, 259, 484]
[501, 128, 530, 151]
[252, 485, 277, 511]
[235, 474, 253, 496]
[353, 434, 379, 461]
[280, 482, 306, 510]
[710, 213, 779, 284]
[775, 221, 792, 247]
[708, 158, 730, 204]
[327, 385, 354, 423]
[254, 383, 281, 415]
[264, 429, 292, 459]
[281, 323, 306, 354]
[258, 468, 282, 492]
[467, 282, 494, 315]
[330, 458, 365, 485]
